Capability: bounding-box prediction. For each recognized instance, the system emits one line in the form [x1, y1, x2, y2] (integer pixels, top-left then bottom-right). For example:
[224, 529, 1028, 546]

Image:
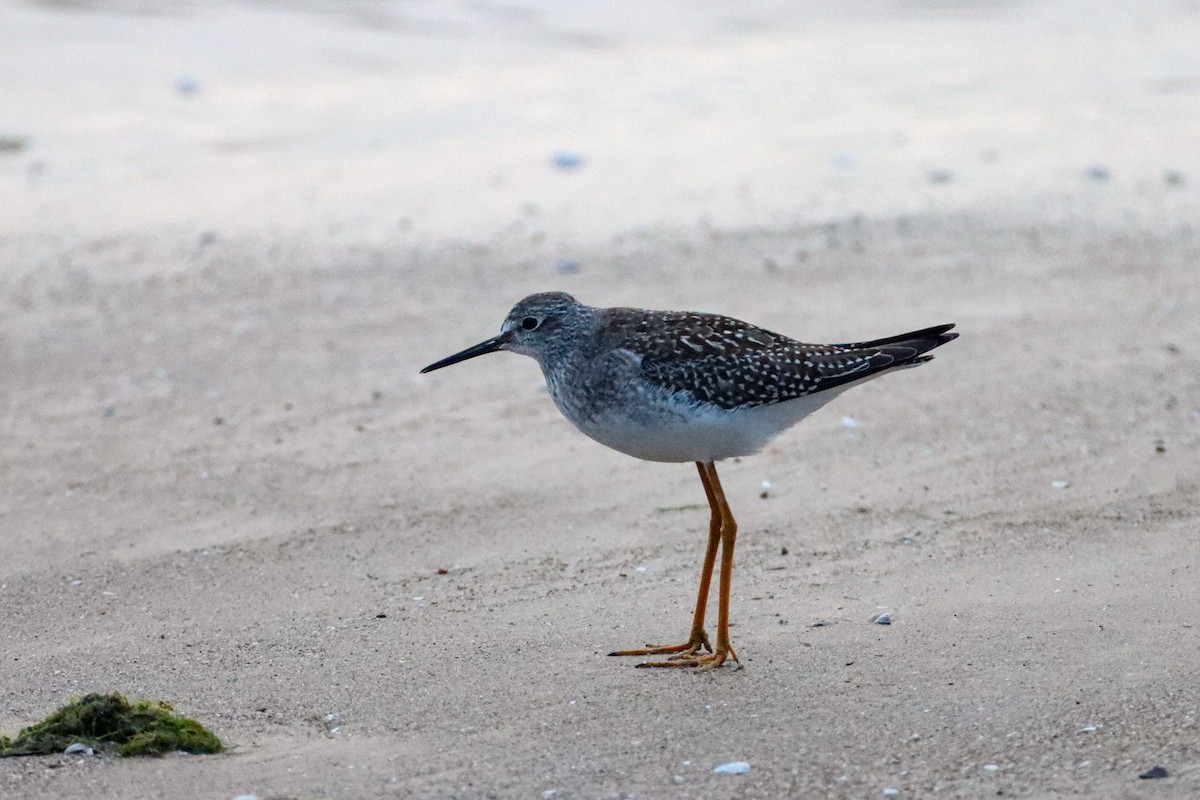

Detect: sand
[2, 1, 1199, 797]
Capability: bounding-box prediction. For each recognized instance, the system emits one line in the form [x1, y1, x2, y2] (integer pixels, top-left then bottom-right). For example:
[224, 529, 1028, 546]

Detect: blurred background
[4, 0, 1197, 245]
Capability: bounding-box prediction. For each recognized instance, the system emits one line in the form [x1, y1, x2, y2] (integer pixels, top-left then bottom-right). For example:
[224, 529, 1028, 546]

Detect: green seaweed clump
[0, 692, 223, 757]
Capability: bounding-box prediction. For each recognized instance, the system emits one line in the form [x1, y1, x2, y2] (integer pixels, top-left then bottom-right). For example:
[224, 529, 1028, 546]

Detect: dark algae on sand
[0, 692, 222, 757]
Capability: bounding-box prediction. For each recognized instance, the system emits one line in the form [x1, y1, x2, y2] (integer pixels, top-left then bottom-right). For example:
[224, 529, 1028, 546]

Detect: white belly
[570, 385, 854, 463]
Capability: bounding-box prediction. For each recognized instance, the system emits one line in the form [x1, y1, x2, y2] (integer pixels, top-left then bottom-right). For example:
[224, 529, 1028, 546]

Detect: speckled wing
[603, 310, 956, 411]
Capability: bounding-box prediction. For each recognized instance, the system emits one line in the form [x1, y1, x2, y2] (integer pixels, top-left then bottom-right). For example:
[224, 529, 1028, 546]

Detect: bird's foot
[609, 631, 738, 671]
[635, 642, 739, 671]
[607, 630, 711, 660]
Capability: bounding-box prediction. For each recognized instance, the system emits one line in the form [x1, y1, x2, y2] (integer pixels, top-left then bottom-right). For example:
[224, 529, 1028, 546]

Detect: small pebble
[982, 764, 999, 772]
[551, 151, 583, 170]
[1139, 765, 1169, 779]
[713, 761, 750, 775]
[175, 74, 202, 96]
[811, 619, 831, 627]
[841, 416, 861, 428]
[831, 151, 856, 170]
[883, 789, 901, 797]
[1051, 481, 1070, 489]
[870, 611, 893, 625]
[760, 480, 772, 498]
[672, 775, 686, 785]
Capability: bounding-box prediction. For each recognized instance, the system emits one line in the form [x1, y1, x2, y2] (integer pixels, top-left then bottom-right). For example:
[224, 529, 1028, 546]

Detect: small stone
[883, 789, 901, 797]
[759, 480, 772, 498]
[551, 151, 583, 170]
[811, 619, 831, 627]
[1154, 440, 1166, 454]
[781, 546, 789, 556]
[175, 74, 202, 96]
[1139, 765, 1169, 779]
[713, 761, 750, 775]
[1051, 481, 1070, 489]
[982, 764, 999, 772]
[831, 151, 856, 170]
[870, 611, 893, 625]
[672, 775, 686, 785]
[841, 416, 861, 428]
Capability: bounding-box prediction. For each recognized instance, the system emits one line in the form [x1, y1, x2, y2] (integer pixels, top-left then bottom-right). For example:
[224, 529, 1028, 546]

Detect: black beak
[420, 334, 507, 374]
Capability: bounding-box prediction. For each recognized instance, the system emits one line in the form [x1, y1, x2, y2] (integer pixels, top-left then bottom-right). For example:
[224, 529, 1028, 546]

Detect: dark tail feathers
[836, 323, 958, 365]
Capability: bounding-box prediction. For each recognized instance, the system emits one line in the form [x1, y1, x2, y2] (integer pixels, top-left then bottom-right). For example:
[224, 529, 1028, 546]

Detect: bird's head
[420, 292, 583, 373]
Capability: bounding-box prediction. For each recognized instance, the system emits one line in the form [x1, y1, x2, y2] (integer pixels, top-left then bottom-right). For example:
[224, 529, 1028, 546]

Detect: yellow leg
[616, 461, 740, 671]
[609, 461, 718, 659]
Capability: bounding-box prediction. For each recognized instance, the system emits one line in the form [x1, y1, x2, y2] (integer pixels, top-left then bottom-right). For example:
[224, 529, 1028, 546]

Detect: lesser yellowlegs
[421, 292, 957, 670]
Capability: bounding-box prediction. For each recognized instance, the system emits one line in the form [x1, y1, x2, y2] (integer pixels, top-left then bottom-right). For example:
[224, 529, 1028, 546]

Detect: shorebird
[421, 293, 957, 670]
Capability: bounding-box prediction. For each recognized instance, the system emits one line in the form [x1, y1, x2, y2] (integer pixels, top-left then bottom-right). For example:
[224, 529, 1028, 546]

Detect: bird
[421, 292, 957, 670]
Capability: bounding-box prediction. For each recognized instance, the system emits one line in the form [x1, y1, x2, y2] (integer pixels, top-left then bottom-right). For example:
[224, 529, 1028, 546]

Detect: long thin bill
[420, 335, 506, 373]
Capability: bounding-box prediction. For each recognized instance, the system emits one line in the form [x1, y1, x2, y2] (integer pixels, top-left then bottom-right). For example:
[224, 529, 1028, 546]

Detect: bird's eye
[521, 316, 540, 331]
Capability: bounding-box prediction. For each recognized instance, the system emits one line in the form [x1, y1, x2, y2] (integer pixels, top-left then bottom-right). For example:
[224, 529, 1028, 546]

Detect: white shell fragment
[713, 761, 751, 775]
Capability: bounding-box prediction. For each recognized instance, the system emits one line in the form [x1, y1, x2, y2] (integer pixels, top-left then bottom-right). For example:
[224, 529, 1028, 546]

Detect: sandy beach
[2, 1, 1199, 797]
